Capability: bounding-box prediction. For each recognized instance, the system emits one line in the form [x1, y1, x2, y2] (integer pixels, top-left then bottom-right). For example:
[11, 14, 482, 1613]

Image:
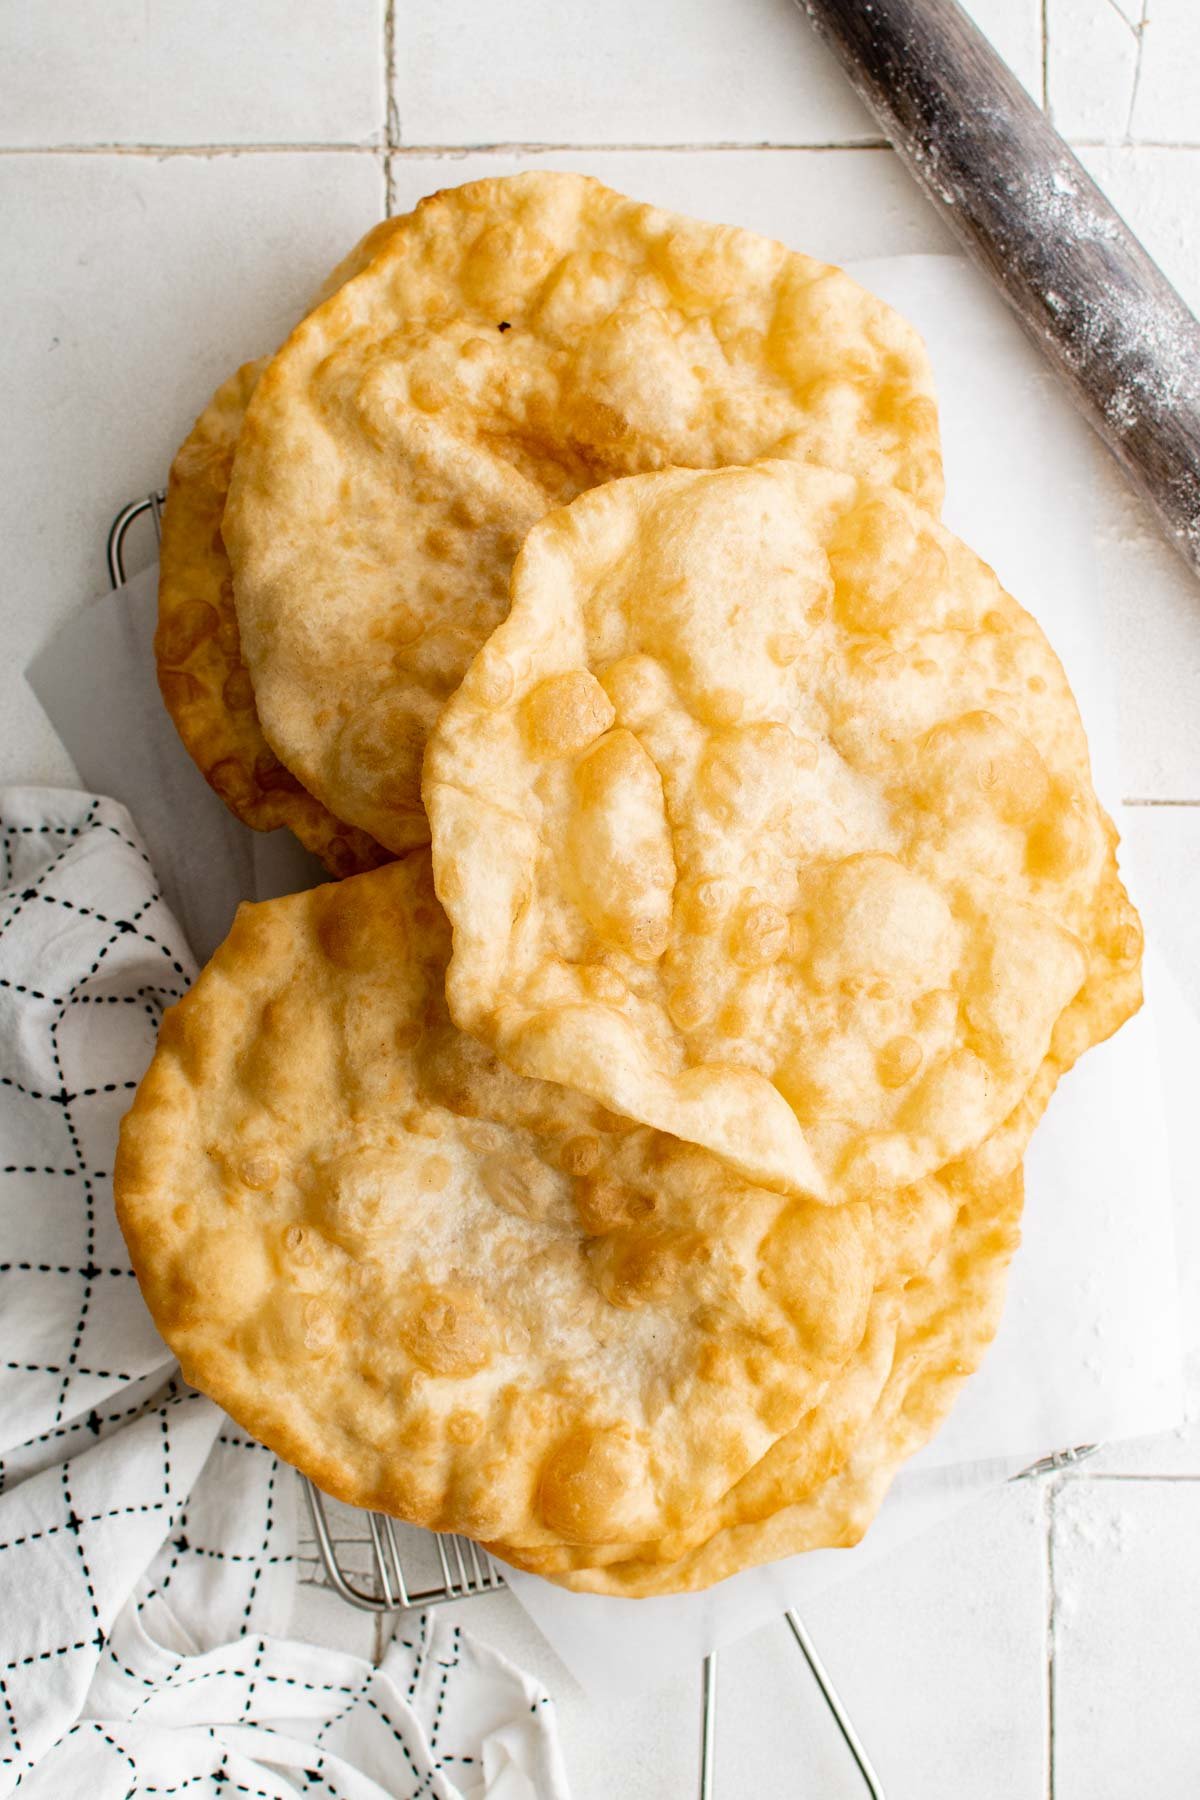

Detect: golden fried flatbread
[155, 220, 401, 876]
[485, 1159, 962, 1575]
[493, 1162, 1023, 1594]
[222, 171, 944, 854]
[425, 461, 1142, 1200]
[116, 855, 913, 1558]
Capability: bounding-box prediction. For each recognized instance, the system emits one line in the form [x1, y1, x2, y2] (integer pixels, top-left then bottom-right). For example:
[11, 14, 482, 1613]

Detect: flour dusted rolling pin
[799, 0, 1200, 579]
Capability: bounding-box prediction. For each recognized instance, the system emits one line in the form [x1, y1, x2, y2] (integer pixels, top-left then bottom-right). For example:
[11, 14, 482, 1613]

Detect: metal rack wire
[111, 490, 1100, 1800]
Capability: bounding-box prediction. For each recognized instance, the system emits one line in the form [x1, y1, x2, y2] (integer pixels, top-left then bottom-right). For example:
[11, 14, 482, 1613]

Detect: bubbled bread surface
[425, 460, 1142, 1201]
[113, 854, 938, 1558]
[494, 1162, 1023, 1594]
[222, 170, 943, 854]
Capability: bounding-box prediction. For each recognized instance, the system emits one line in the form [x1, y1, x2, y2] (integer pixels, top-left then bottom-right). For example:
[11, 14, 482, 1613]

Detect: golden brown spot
[574, 1178, 646, 1236]
[581, 964, 627, 1004]
[667, 977, 714, 1031]
[1026, 810, 1086, 880]
[560, 1134, 603, 1177]
[626, 913, 671, 961]
[830, 497, 949, 632]
[877, 1035, 923, 1088]
[404, 1107, 444, 1139]
[209, 758, 253, 806]
[538, 1425, 644, 1543]
[768, 632, 804, 666]
[401, 1286, 493, 1378]
[158, 669, 203, 710]
[238, 1154, 278, 1191]
[157, 599, 219, 666]
[334, 693, 427, 818]
[448, 1410, 483, 1446]
[221, 666, 256, 712]
[717, 996, 752, 1038]
[253, 750, 302, 795]
[461, 1121, 503, 1154]
[479, 1151, 559, 1221]
[731, 901, 789, 971]
[680, 877, 731, 934]
[215, 615, 241, 658]
[587, 1229, 703, 1309]
[1110, 908, 1143, 965]
[705, 686, 744, 727]
[523, 670, 616, 758]
[920, 712, 1050, 825]
[787, 913, 811, 962]
[410, 372, 452, 413]
[316, 884, 402, 972]
[760, 1199, 874, 1360]
[389, 605, 425, 647]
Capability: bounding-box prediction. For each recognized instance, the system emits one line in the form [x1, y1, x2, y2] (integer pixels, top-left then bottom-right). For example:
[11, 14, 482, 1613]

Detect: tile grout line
[383, 0, 399, 214]
[3, 137, 1200, 158]
[1060, 1470, 1200, 1483]
[1041, 0, 1050, 113]
[1124, 0, 1151, 144]
[384, 137, 892, 154]
[1122, 797, 1200, 807]
[1044, 1477, 1059, 1800]
[7, 137, 1200, 159]
[0, 141, 384, 157]
[0, 137, 892, 157]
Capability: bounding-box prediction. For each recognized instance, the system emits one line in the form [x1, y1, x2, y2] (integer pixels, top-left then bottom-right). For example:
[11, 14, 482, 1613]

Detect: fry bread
[426, 461, 1142, 1199]
[222, 171, 943, 852]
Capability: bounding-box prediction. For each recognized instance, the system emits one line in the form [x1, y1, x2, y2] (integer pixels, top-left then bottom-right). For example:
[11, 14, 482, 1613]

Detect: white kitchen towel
[0, 785, 570, 1799]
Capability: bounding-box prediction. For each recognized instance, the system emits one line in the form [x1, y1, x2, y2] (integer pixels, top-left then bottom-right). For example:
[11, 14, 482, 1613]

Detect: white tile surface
[393, 1588, 704, 1800]
[0, 151, 384, 788]
[1084, 807, 1200, 1479]
[1093, 459, 1200, 802]
[742, 1483, 1049, 1799]
[1130, 0, 1200, 143]
[391, 0, 1042, 148]
[1049, 1, 1200, 147]
[1122, 805, 1200, 1021]
[0, 0, 385, 146]
[1074, 148, 1200, 800]
[388, 145, 958, 262]
[1052, 1478, 1200, 1800]
[1047, 0, 1141, 143]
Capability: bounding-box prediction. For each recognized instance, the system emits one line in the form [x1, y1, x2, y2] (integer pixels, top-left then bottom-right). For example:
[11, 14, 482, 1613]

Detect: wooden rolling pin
[799, 0, 1200, 579]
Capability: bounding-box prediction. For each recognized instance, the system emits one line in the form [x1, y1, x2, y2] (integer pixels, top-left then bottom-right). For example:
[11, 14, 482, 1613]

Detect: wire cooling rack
[111, 489, 1103, 1799]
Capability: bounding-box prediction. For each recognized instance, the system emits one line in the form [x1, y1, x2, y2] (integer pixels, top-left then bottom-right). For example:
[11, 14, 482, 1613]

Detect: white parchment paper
[25, 255, 1192, 1698]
